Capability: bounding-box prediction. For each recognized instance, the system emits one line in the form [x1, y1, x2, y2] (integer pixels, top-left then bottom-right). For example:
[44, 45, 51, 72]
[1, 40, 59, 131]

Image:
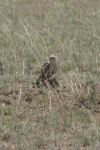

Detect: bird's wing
[41, 61, 57, 79]
[41, 62, 49, 72]
[43, 63, 57, 79]
[52, 64, 57, 74]
[41, 63, 50, 77]
[36, 63, 49, 84]
[48, 63, 57, 78]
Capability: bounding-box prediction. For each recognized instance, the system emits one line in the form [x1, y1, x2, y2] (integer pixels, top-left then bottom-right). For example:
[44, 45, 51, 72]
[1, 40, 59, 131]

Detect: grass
[0, 0, 100, 149]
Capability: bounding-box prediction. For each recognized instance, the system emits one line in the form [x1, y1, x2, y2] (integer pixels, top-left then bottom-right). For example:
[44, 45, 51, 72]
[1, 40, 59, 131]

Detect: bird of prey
[36, 55, 58, 86]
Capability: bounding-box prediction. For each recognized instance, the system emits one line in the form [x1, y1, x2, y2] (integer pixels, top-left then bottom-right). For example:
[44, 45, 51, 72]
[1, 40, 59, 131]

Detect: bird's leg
[48, 77, 59, 88]
[53, 77, 59, 87]
[42, 79, 48, 87]
[48, 79, 55, 88]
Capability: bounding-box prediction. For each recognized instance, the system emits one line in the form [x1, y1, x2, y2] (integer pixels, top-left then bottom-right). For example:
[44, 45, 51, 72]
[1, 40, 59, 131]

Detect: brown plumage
[36, 55, 57, 86]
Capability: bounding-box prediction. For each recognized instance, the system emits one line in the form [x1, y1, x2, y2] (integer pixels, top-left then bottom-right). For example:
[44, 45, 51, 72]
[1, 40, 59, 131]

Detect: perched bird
[36, 55, 57, 86]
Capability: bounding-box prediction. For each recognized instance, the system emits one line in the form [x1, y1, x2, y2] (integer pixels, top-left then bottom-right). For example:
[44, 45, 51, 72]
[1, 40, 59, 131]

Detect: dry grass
[0, 0, 100, 149]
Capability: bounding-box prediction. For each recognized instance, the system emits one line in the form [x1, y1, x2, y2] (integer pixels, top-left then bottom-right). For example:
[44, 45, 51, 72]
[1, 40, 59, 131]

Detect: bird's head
[49, 55, 56, 63]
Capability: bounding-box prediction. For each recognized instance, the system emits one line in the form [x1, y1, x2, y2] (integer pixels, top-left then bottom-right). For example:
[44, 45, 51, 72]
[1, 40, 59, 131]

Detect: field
[0, 0, 100, 149]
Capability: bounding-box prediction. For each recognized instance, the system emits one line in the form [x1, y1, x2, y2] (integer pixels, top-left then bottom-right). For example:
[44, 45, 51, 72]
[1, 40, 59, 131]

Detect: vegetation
[0, 0, 100, 149]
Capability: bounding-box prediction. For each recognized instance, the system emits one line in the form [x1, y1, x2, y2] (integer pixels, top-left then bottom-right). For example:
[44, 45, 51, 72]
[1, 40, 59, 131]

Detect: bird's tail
[36, 75, 42, 85]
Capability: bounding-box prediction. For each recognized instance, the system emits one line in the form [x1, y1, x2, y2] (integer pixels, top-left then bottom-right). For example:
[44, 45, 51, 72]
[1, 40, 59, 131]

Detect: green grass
[0, 0, 100, 149]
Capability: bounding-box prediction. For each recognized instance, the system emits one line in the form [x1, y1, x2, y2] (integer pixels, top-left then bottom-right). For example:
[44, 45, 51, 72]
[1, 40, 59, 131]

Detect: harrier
[36, 55, 59, 87]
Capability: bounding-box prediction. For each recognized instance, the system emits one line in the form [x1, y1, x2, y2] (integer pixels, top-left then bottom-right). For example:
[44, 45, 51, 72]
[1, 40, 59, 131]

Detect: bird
[36, 55, 58, 87]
